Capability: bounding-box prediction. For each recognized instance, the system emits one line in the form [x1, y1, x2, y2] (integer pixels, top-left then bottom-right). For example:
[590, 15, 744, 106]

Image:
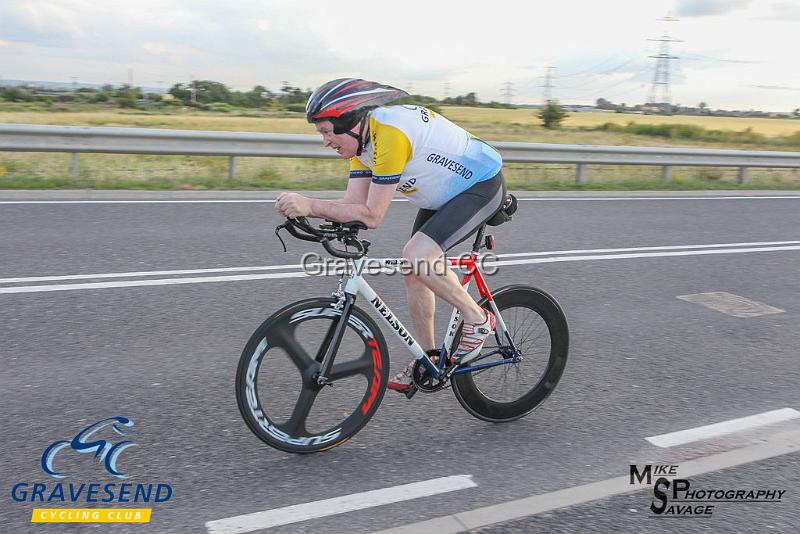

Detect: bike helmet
[306, 78, 408, 155]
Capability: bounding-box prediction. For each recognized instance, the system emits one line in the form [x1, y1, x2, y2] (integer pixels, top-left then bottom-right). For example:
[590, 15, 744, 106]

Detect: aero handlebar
[276, 217, 371, 259]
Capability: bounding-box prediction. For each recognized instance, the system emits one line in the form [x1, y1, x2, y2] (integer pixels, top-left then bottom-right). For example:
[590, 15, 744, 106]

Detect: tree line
[0, 80, 517, 112]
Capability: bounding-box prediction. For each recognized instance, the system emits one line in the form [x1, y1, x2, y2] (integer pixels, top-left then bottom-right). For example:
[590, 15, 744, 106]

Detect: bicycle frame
[316, 251, 520, 384]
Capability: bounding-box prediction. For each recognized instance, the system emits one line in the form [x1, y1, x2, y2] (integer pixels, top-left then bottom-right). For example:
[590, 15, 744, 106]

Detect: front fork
[315, 293, 356, 385]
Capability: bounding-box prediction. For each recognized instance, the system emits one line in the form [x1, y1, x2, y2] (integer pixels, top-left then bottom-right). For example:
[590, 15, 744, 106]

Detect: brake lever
[275, 223, 288, 252]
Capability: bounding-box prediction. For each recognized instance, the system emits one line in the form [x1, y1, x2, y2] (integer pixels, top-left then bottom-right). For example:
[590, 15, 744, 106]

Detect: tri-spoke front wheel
[236, 298, 389, 453]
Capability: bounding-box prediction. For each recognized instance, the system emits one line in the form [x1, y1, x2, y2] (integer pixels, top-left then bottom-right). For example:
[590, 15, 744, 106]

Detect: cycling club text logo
[42, 417, 136, 479]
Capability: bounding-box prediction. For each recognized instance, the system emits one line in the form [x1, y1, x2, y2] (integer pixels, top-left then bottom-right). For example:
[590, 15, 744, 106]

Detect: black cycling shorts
[411, 171, 506, 251]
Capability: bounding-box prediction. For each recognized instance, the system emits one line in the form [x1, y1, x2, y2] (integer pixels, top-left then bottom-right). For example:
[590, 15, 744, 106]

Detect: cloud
[751, 84, 800, 91]
[766, 2, 800, 20]
[674, 0, 752, 17]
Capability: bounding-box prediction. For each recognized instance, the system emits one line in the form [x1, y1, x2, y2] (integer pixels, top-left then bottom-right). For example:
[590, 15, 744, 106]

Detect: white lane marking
[3, 240, 798, 285]
[2, 195, 800, 204]
[490, 245, 800, 268]
[0, 272, 308, 294]
[0, 263, 305, 284]
[516, 196, 800, 201]
[677, 292, 786, 318]
[205, 475, 476, 534]
[646, 408, 800, 448]
[496, 240, 800, 258]
[373, 429, 800, 534]
[3, 243, 800, 294]
[0, 199, 407, 204]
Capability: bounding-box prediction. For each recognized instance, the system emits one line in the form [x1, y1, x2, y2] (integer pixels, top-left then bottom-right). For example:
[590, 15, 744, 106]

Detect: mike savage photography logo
[10, 416, 174, 524]
[629, 463, 786, 518]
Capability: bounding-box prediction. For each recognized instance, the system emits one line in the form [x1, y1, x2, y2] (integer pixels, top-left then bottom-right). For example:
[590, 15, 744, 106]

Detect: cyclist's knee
[403, 233, 440, 262]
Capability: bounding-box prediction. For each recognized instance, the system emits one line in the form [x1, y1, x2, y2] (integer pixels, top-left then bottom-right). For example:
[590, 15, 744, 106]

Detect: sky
[0, 0, 799, 111]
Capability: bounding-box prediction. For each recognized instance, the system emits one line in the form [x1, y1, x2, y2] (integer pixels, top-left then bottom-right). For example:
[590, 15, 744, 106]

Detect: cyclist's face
[315, 121, 359, 158]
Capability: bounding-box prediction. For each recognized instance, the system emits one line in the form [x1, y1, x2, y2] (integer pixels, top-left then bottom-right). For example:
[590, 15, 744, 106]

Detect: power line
[500, 81, 515, 104]
[648, 16, 682, 105]
[540, 66, 556, 104]
[559, 66, 652, 100]
[558, 53, 628, 77]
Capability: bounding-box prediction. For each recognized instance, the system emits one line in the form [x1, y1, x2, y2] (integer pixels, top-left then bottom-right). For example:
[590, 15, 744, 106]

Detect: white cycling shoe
[454, 309, 496, 364]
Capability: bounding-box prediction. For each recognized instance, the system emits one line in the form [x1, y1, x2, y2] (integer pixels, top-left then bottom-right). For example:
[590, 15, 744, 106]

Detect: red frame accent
[447, 253, 493, 301]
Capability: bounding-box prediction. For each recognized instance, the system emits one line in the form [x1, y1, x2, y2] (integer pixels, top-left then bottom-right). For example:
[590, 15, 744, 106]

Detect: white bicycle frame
[335, 257, 511, 377]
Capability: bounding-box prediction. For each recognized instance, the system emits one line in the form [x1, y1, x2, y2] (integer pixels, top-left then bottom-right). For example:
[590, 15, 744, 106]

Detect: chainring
[412, 359, 449, 393]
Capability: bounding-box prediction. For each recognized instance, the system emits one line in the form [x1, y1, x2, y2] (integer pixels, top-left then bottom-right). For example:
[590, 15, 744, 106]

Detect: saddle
[486, 193, 518, 226]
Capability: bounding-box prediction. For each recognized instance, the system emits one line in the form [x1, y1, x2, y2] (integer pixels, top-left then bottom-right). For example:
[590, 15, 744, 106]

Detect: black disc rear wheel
[451, 286, 568, 422]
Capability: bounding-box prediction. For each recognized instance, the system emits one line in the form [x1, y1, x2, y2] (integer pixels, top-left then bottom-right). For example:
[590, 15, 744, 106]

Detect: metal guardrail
[2, 123, 799, 184]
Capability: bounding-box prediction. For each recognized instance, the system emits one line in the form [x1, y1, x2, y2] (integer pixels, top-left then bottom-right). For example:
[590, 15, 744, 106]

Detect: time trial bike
[235, 206, 569, 454]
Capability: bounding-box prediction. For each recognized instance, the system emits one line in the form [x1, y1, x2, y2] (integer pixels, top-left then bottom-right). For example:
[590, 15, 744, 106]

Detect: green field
[1, 106, 799, 190]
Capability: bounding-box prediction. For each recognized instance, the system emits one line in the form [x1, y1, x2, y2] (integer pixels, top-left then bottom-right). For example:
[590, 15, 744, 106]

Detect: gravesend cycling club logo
[629, 463, 786, 518]
[10, 416, 174, 524]
[41, 416, 136, 479]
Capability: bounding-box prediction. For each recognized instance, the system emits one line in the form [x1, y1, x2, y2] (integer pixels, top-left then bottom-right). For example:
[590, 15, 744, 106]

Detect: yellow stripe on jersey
[369, 116, 412, 184]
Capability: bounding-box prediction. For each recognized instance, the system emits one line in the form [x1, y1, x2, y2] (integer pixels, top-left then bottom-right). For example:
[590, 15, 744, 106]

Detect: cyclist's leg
[403, 171, 506, 322]
[390, 209, 438, 392]
[391, 173, 506, 391]
[404, 208, 437, 351]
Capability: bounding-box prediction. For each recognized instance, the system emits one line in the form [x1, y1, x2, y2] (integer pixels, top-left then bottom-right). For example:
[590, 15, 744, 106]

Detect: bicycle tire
[236, 297, 389, 453]
[451, 285, 568, 422]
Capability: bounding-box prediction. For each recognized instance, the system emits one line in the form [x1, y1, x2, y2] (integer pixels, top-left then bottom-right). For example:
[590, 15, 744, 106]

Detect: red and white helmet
[306, 78, 408, 133]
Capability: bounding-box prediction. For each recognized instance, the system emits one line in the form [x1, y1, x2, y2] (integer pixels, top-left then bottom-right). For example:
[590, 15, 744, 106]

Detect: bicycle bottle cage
[486, 193, 518, 226]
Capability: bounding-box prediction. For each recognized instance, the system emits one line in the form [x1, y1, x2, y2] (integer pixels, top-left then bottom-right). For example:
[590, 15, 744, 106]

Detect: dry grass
[441, 106, 800, 137]
[2, 106, 800, 190]
[0, 110, 313, 133]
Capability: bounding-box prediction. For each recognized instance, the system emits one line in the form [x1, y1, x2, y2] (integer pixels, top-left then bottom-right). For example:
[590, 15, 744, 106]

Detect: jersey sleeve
[370, 116, 412, 185]
[349, 157, 372, 178]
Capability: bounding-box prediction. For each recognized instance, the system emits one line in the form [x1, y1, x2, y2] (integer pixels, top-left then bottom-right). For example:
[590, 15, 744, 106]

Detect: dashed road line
[372, 428, 800, 534]
[646, 408, 800, 448]
[205, 475, 476, 534]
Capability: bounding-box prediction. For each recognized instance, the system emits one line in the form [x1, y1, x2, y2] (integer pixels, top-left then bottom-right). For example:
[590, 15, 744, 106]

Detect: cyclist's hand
[276, 192, 312, 218]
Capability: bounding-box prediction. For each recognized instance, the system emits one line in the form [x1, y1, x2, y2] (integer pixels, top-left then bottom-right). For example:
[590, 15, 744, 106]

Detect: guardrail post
[70, 153, 79, 178]
[738, 167, 748, 185]
[229, 156, 236, 181]
[576, 163, 587, 185]
[662, 165, 672, 184]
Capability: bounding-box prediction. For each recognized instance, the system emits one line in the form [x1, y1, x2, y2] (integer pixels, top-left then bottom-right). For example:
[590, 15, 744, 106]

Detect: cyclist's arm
[341, 158, 372, 204]
[309, 183, 395, 229]
[310, 119, 411, 229]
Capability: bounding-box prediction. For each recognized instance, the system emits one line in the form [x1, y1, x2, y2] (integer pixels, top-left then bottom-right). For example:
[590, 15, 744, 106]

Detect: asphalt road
[1, 191, 799, 533]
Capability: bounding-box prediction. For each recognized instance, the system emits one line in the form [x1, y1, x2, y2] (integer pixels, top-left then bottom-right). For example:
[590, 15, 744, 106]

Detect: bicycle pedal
[404, 386, 418, 400]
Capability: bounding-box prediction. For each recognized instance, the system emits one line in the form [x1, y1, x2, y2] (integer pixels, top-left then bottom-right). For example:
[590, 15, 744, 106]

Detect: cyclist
[276, 78, 506, 393]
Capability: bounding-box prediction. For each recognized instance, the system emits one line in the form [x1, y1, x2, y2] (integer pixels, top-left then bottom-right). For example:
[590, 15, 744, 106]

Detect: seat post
[471, 224, 487, 253]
